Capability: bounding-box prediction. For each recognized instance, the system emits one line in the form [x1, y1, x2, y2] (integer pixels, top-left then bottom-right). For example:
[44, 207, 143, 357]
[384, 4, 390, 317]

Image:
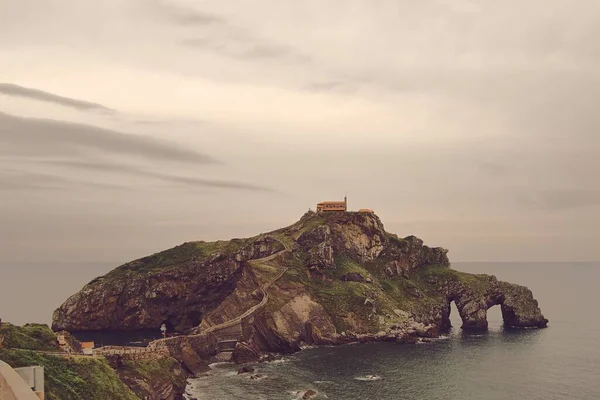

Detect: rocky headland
[51, 211, 548, 398]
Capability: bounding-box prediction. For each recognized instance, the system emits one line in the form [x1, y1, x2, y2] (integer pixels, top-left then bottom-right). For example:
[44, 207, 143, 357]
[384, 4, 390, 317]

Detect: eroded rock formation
[52, 237, 284, 333]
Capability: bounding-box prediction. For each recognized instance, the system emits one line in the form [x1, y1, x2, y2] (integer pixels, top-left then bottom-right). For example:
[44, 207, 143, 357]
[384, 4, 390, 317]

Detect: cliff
[106, 354, 188, 400]
[53, 211, 547, 367]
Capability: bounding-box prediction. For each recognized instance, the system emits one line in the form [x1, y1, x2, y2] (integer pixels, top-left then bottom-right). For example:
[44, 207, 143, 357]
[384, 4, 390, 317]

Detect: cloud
[132, 118, 204, 126]
[0, 170, 66, 191]
[0, 112, 216, 164]
[0, 112, 271, 193]
[181, 37, 309, 63]
[149, 0, 223, 26]
[174, 6, 308, 63]
[39, 160, 273, 192]
[303, 81, 356, 94]
[0, 83, 116, 114]
[0, 169, 120, 191]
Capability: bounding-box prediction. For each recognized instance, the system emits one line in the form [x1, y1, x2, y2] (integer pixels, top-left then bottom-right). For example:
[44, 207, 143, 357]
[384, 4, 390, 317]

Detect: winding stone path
[149, 236, 291, 357]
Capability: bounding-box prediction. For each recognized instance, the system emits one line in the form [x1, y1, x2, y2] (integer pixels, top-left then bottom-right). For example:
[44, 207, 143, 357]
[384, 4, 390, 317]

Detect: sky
[1, 0, 599, 323]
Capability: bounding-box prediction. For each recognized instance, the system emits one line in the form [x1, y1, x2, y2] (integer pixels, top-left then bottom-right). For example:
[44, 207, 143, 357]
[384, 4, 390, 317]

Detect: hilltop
[52, 211, 547, 373]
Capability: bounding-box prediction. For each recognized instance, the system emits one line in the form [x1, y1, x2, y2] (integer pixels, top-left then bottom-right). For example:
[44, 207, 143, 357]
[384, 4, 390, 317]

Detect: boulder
[237, 366, 255, 375]
[232, 341, 261, 364]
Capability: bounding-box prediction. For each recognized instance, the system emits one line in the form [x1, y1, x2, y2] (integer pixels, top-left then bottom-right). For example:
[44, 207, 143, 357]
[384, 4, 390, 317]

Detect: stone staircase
[214, 326, 243, 361]
[148, 237, 292, 361]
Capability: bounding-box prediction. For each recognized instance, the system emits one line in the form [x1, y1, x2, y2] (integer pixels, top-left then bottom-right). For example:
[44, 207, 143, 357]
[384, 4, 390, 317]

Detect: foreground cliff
[0, 323, 187, 400]
[53, 211, 547, 370]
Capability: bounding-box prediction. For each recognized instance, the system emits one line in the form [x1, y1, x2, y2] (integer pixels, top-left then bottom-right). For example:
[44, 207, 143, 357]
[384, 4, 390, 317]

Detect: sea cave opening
[161, 319, 176, 335]
[449, 301, 462, 331]
[486, 304, 503, 331]
[444, 299, 505, 333]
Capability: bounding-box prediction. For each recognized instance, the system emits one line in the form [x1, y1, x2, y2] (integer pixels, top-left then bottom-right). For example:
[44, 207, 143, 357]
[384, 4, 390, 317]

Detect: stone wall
[94, 345, 170, 361]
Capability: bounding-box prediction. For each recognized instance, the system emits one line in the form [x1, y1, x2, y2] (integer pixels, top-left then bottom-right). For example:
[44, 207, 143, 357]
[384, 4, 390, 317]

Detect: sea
[185, 262, 600, 400]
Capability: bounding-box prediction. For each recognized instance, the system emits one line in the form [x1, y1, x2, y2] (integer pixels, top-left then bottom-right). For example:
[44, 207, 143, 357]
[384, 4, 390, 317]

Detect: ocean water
[186, 262, 600, 400]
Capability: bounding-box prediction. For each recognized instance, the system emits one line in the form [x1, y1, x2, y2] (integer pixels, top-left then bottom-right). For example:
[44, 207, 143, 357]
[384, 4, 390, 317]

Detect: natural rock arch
[438, 278, 548, 332]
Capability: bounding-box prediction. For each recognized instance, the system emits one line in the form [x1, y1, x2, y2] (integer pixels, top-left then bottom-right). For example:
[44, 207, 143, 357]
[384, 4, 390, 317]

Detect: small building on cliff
[316, 197, 374, 213]
[81, 342, 95, 355]
[316, 196, 348, 212]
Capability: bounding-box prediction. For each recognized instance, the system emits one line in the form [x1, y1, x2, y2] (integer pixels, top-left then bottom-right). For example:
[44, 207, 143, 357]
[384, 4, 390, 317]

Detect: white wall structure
[14, 366, 44, 400]
[0, 360, 42, 400]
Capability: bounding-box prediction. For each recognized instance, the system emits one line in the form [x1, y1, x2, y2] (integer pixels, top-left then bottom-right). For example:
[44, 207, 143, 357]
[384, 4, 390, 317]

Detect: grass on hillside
[101, 239, 247, 278]
[0, 323, 59, 351]
[416, 264, 492, 296]
[0, 349, 139, 400]
[122, 357, 180, 382]
[120, 357, 185, 399]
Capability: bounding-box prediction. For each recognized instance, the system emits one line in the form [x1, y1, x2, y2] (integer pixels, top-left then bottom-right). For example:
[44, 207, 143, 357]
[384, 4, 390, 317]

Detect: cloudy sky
[1, 0, 599, 322]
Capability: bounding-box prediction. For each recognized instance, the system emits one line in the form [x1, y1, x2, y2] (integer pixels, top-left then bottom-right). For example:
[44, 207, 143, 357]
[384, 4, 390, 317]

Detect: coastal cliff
[53, 211, 547, 372]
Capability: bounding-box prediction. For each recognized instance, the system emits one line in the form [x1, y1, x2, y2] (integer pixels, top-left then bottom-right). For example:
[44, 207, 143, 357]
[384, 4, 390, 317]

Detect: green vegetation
[122, 357, 180, 382]
[261, 251, 310, 313]
[291, 215, 326, 240]
[120, 357, 185, 399]
[377, 276, 439, 316]
[107, 239, 246, 277]
[328, 256, 370, 279]
[416, 264, 491, 296]
[262, 232, 295, 250]
[251, 262, 279, 275]
[310, 279, 375, 332]
[0, 349, 139, 400]
[0, 323, 59, 351]
[386, 233, 406, 246]
[280, 266, 309, 285]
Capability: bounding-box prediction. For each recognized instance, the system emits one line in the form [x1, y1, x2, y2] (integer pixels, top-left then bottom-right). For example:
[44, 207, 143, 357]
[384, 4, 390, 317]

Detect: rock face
[52, 237, 284, 333]
[433, 276, 548, 331]
[107, 353, 188, 400]
[54, 211, 547, 373]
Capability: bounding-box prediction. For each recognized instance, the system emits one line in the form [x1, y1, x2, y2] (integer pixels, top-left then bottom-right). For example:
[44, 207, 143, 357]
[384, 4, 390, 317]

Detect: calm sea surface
[186, 262, 600, 400]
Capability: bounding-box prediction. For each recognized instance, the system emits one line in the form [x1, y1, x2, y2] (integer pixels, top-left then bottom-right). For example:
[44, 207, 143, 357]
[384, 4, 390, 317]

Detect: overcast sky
[1, 1, 600, 322]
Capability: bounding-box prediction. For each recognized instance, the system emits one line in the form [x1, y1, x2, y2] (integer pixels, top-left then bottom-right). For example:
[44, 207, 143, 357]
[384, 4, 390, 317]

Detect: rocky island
[50, 211, 547, 399]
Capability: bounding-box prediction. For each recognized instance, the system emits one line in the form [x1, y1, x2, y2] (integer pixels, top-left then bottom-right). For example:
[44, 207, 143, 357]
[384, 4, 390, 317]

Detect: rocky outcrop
[298, 226, 335, 276]
[330, 213, 387, 262]
[108, 353, 188, 400]
[147, 333, 218, 375]
[242, 313, 301, 354]
[52, 236, 284, 333]
[235, 237, 285, 262]
[56, 330, 82, 353]
[382, 235, 450, 277]
[426, 272, 548, 331]
[53, 210, 547, 376]
[52, 253, 241, 332]
[232, 342, 261, 364]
